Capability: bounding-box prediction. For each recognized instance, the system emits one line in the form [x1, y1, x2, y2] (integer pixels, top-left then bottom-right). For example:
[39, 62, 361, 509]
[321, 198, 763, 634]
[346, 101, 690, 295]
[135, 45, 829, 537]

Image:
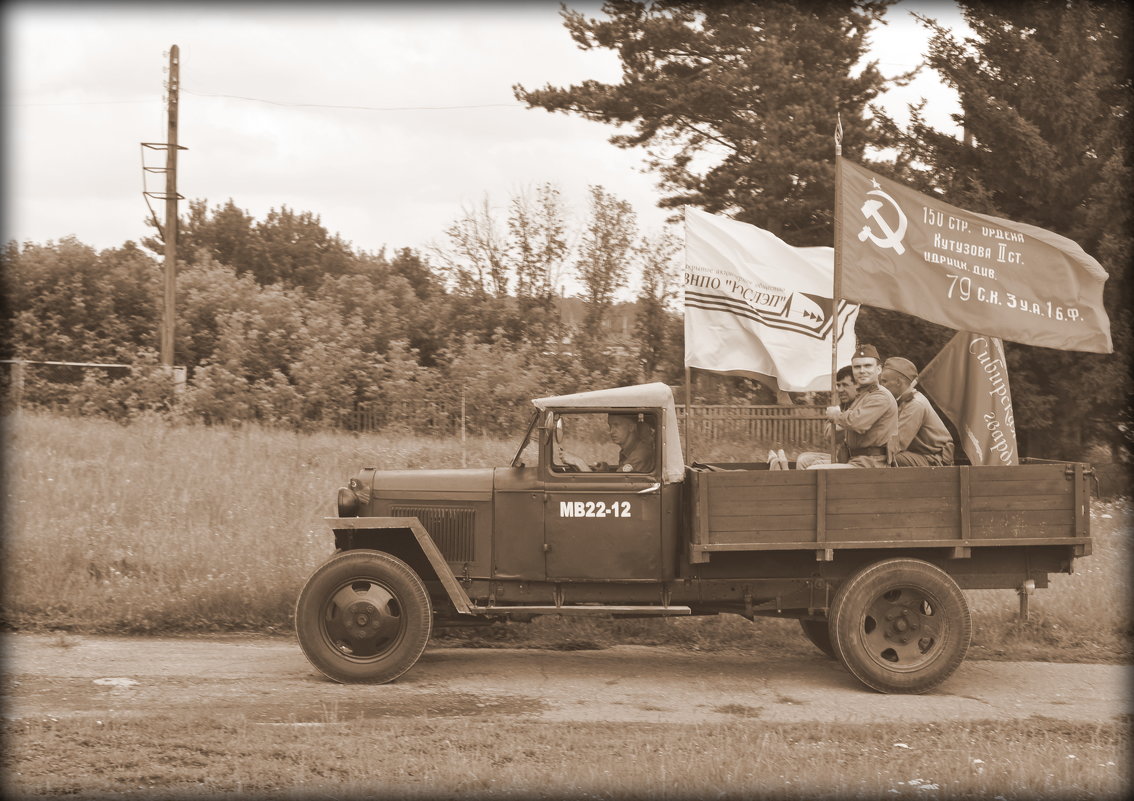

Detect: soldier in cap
[810, 344, 897, 469]
[557, 413, 656, 473]
[879, 356, 954, 467]
[597, 413, 656, 473]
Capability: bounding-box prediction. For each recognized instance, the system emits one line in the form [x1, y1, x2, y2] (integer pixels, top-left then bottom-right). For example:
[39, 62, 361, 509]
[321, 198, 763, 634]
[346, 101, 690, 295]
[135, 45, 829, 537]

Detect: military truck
[295, 382, 1093, 694]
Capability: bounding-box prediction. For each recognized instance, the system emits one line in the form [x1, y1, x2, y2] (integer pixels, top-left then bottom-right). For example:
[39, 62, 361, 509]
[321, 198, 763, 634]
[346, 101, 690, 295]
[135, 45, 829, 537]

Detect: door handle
[637, 482, 661, 494]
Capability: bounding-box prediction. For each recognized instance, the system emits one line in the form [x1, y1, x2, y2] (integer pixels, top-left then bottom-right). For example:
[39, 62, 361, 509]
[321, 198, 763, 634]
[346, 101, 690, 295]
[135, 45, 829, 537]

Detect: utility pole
[142, 46, 187, 382]
[160, 44, 181, 368]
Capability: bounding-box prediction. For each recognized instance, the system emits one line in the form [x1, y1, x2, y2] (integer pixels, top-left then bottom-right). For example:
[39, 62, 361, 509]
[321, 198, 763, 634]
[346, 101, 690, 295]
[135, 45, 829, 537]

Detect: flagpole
[682, 205, 694, 466]
[684, 366, 693, 465]
[830, 115, 844, 461]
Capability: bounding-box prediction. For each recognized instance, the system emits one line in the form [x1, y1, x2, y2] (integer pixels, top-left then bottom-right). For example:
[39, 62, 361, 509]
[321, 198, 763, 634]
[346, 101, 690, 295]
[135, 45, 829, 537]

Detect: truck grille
[391, 505, 475, 563]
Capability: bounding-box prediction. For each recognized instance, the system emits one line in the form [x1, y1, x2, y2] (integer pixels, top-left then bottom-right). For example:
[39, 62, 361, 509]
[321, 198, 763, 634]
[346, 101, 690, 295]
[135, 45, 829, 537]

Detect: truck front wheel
[295, 550, 432, 684]
[829, 558, 970, 694]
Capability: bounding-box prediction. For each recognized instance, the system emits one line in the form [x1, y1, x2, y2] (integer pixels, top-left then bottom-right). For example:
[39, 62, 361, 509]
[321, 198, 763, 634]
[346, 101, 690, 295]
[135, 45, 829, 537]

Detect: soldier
[811, 344, 897, 469]
[793, 365, 857, 470]
[596, 413, 656, 473]
[879, 356, 954, 467]
[557, 413, 656, 473]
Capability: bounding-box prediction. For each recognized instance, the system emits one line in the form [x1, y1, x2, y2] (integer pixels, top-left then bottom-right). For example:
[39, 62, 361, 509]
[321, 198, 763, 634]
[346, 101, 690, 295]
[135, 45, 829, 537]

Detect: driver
[557, 413, 656, 473]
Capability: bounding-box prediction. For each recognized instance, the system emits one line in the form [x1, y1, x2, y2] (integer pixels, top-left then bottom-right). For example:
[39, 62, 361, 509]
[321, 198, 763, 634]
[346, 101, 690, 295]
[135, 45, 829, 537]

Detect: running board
[469, 605, 691, 617]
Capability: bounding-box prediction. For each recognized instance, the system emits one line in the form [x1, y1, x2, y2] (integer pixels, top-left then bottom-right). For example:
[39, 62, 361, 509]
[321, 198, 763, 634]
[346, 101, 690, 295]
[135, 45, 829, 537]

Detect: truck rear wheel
[829, 558, 970, 694]
[798, 618, 836, 659]
[295, 550, 432, 684]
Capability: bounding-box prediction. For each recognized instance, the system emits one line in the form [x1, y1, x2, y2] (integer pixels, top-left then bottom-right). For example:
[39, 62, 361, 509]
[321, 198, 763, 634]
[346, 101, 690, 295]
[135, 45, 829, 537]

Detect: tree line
[2, 183, 691, 435]
[3, 0, 1129, 459]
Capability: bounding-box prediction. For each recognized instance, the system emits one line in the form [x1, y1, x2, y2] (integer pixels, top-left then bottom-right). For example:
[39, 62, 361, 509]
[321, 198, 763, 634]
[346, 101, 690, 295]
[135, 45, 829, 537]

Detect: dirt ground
[3, 632, 1130, 726]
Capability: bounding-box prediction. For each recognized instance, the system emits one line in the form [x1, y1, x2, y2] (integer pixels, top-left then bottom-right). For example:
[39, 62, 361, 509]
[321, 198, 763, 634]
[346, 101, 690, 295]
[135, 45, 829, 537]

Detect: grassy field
[2, 410, 1130, 661]
[4, 712, 1127, 799]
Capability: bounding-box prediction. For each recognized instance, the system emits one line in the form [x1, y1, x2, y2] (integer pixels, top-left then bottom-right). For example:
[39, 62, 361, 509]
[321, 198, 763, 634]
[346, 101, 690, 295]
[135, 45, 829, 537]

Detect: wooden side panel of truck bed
[688, 463, 1091, 563]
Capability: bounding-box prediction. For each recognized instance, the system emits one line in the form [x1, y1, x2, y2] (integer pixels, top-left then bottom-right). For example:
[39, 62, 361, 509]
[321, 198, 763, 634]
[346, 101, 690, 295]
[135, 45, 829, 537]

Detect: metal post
[160, 45, 180, 368]
[10, 360, 26, 407]
[461, 389, 467, 468]
[1017, 579, 1035, 621]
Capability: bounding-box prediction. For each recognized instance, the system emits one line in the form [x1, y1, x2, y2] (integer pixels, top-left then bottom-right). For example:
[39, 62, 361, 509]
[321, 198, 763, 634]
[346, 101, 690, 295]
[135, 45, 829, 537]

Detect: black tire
[829, 558, 970, 694]
[295, 549, 432, 684]
[798, 618, 836, 659]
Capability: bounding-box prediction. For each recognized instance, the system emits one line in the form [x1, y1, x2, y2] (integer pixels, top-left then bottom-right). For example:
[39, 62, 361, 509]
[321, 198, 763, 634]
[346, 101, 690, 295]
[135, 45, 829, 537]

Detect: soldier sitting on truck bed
[556, 413, 656, 473]
[808, 344, 897, 469]
[878, 356, 955, 467]
[792, 364, 858, 470]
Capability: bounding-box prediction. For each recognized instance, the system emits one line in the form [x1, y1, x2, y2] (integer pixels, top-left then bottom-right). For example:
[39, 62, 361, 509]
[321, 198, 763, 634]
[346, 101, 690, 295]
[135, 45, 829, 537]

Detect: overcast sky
[3, 1, 967, 261]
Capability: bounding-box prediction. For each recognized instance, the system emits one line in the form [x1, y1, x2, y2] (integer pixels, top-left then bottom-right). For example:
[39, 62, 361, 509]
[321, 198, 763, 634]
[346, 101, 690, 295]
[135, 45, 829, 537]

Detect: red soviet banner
[838, 158, 1113, 354]
[918, 331, 1018, 466]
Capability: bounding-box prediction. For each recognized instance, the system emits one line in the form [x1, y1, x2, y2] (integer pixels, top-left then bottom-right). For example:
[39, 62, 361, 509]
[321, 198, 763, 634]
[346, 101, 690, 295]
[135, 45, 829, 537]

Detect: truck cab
[497, 382, 683, 583]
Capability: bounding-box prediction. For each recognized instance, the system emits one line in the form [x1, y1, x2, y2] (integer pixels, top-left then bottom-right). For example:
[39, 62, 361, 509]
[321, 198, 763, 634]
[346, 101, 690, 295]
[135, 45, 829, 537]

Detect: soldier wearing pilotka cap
[879, 356, 955, 467]
[811, 344, 898, 469]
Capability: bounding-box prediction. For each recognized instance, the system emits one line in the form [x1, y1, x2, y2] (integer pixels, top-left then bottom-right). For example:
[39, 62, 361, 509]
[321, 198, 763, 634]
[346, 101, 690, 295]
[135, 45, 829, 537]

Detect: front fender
[327, 516, 473, 614]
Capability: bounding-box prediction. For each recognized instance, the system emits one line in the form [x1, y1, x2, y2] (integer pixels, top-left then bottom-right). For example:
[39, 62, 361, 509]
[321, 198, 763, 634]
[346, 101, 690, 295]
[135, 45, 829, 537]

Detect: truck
[295, 382, 1093, 694]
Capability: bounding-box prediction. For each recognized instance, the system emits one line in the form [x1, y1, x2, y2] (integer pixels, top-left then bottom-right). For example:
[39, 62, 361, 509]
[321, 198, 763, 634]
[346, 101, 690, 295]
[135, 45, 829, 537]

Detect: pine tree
[514, 0, 898, 246]
[890, 0, 1132, 458]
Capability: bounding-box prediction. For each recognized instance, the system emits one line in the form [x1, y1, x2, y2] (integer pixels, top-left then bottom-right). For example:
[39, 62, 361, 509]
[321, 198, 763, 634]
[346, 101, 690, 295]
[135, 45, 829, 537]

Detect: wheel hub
[330, 584, 402, 650]
[886, 608, 921, 642]
[862, 589, 941, 669]
[343, 601, 384, 639]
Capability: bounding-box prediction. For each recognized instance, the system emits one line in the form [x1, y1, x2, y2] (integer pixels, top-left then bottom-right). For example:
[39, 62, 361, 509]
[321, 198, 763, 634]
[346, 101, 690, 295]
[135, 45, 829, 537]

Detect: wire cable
[181, 89, 523, 111]
[5, 97, 158, 107]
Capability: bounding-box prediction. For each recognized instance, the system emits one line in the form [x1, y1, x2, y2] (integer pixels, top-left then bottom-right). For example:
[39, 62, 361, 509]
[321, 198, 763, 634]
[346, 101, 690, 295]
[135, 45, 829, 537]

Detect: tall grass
[2, 410, 1130, 659]
[1, 410, 513, 631]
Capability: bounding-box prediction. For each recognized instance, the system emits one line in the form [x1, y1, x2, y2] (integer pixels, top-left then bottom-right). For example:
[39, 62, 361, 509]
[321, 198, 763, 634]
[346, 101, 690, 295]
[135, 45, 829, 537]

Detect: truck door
[543, 411, 663, 580]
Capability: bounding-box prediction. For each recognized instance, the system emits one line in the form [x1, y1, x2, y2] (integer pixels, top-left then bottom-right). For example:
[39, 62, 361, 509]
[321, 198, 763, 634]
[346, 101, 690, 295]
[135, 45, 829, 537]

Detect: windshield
[510, 410, 540, 468]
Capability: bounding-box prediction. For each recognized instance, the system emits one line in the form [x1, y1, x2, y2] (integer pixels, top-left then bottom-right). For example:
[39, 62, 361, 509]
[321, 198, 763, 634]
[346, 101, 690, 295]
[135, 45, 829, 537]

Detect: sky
[3, 1, 968, 262]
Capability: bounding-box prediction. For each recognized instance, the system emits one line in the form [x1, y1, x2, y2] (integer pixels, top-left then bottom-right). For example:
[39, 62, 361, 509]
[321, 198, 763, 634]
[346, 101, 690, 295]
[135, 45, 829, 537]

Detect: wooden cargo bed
[687, 462, 1091, 563]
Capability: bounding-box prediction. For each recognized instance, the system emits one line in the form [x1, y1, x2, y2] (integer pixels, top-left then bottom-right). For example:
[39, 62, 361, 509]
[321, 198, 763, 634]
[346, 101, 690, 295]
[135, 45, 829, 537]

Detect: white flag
[684, 207, 859, 392]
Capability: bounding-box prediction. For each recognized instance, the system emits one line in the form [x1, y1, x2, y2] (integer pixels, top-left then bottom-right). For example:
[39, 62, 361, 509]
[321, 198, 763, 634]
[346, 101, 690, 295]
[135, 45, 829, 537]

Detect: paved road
[3, 633, 1129, 726]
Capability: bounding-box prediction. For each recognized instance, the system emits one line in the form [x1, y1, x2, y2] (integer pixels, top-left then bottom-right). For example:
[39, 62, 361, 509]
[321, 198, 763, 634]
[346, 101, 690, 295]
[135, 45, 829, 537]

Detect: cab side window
[550, 411, 658, 475]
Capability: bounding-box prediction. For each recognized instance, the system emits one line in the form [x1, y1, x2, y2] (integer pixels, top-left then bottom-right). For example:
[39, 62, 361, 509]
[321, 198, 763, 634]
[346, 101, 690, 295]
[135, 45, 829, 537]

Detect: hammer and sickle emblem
[857, 183, 907, 255]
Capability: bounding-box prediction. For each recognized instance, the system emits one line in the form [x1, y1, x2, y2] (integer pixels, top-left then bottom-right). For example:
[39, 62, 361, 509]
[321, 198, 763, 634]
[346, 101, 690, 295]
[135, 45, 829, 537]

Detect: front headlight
[337, 486, 359, 517]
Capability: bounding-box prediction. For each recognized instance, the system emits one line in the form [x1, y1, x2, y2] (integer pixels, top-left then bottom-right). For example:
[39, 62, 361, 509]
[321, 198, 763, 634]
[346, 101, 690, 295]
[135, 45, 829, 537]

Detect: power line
[5, 98, 158, 107]
[10, 74, 931, 111]
[11, 79, 932, 114]
[181, 89, 524, 111]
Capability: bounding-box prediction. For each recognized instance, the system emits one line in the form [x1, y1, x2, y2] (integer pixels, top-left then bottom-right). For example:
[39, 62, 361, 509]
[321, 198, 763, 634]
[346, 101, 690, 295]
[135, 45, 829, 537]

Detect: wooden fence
[335, 399, 827, 444]
[334, 400, 462, 434]
[2, 363, 827, 445]
[677, 405, 827, 446]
